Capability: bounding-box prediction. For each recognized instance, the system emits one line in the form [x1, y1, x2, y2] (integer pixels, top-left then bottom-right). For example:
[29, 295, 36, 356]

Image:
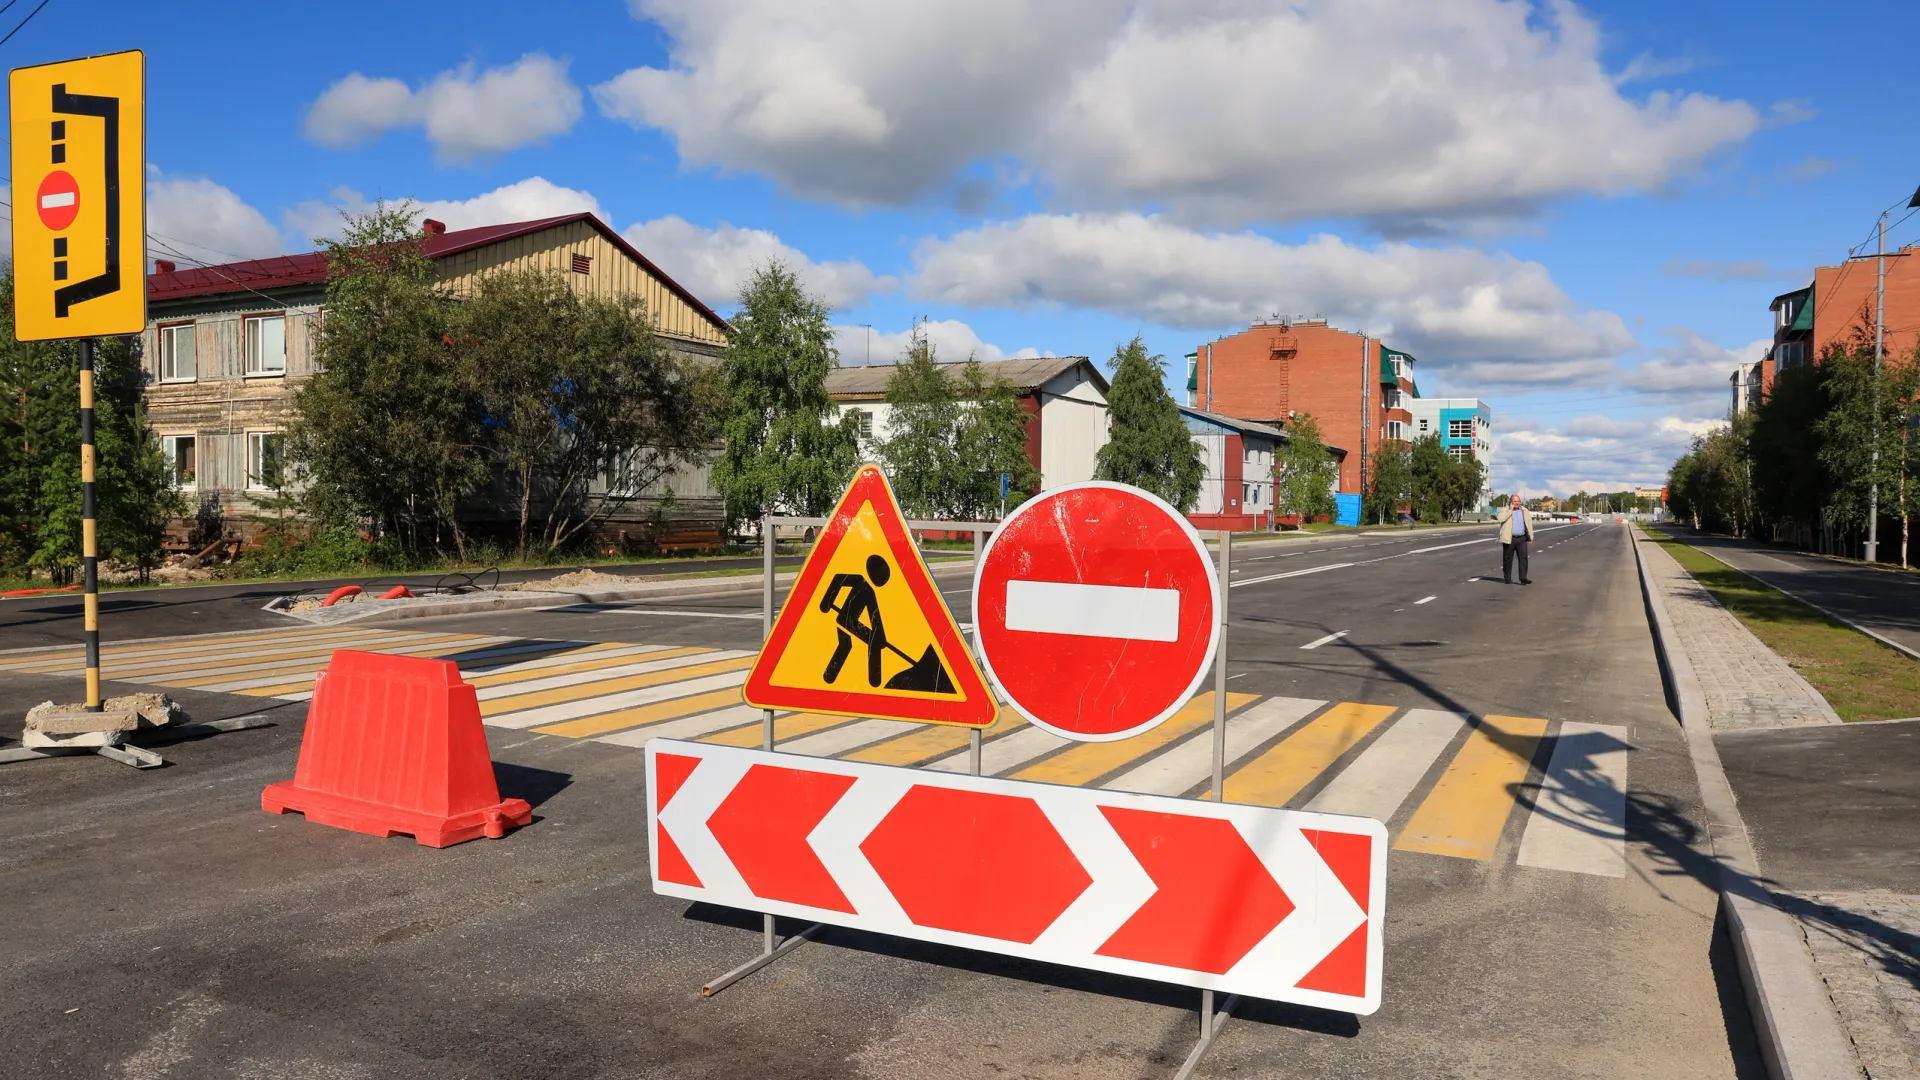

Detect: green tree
[1366, 441, 1412, 525]
[0, 267, 178, 584]
[1276, 412, 1338, 522]
[1435, 451, 1487, 521]
[1094, 335, 1203, 511]
[878, 326, 962, 518]
[1408, 434, 1450, 523]
[289, 201, 485, 559]
[1816, 333, 1920, 557]
[952, 358, 1039, 519]
[1747, 359, 1828, 536]
[457, 268, 714, 555]
[712, 262, 860, 528]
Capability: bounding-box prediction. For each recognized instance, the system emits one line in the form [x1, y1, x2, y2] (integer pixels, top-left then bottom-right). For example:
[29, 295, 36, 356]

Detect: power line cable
[0, 0, 54, 50]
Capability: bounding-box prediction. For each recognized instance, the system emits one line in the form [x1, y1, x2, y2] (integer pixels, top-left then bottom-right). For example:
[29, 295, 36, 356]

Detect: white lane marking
[1228, 672, 1248, 680]
[1246, 555, 1277, 562]
[1102, 696, 1325, 796]
[474, 649, 751, 701]
[924, 725, 1070, 775]
[594, 608, 763, 620]
[1516, 721, 1629, 878]
[1300, 630, 1348, 650]
[1415, 596, 1436, 605]
[778, 717, 919, 757]
[1232, 562, 1353, 588]
[1004, 580, 1180, 641]
[593, 703, 772, 746]
[488, 670, 750, 729]
[1306, 709, 1465, 820]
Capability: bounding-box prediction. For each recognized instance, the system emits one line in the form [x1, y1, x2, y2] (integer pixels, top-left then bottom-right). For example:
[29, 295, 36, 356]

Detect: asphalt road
[1671, 528, 1920, 659]
[0, 522, 1763, 1079]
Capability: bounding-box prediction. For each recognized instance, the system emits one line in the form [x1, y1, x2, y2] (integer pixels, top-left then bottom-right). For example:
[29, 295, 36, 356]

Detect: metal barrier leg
[1172, 993, 1237, 1080]
[702, 922, 822, 997]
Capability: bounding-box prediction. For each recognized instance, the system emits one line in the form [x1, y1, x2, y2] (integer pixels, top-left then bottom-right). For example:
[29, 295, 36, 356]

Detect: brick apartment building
[1762, 244, 1920, 393]
[1188, 318, 1416, 494]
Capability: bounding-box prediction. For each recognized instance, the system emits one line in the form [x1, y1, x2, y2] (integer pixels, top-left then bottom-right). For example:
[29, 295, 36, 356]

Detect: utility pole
[1868, 212, 1886, 564]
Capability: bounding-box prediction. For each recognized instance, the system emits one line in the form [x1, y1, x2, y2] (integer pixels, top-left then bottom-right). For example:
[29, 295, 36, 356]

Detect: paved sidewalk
[1787, 891, 1920, 1080]
[1677, 529, 1920, 660]
[1639, 533, 1839, 730]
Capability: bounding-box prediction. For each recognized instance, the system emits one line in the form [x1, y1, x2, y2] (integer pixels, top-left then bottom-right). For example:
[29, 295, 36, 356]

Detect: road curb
[1631, 528, 1863, 1080]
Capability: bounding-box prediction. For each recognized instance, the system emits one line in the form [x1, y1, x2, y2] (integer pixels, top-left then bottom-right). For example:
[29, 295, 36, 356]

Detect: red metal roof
[145, 213, 729, 333]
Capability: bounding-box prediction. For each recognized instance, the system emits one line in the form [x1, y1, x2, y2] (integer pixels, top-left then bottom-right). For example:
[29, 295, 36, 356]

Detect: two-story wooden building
[141, 212, 731, 546]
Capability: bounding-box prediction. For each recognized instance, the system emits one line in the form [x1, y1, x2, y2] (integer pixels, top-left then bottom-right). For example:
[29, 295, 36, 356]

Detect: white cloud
[831, 319, 1046, 368]
[1619, 329, 1769, 414]
[909, 212, 1634, 384]
[285, 177, 603, 246]
[305, 54, 583, 162]
[622, 215, 892, 310]
[146, 171, 285, 266]
[599, 0, 1757, 224]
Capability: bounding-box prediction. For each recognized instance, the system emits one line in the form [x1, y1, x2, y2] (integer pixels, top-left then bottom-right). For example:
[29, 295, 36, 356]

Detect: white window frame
[157, 322, 196, 383]
[160, 434, 197, 491]
[244, 313, 287, 377]
[1387, 420, 1405, 441]
[246, 430, 286, 491]
[847, 408, 874, 441]
[1448, 419, 1473, 439]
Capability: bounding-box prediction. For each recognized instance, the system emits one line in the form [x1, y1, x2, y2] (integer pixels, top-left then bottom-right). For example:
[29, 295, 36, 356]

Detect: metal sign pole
[1194, 531, 1232, 1059]
[970, 526, 984, 776]
[79, 338, 101, 711]
[760, 510, 775, 955]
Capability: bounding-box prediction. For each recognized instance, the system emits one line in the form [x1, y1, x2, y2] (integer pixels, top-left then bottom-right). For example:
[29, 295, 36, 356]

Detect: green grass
[1645, 528, 1920, 722]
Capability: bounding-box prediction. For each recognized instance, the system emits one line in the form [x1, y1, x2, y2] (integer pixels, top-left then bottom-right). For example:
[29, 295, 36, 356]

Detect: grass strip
[1644, 528, 1920, 722]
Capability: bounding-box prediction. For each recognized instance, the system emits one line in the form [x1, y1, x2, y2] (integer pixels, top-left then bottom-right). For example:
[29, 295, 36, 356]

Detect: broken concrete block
[23, 701, 141, 735]
[104, 692, 186, 727]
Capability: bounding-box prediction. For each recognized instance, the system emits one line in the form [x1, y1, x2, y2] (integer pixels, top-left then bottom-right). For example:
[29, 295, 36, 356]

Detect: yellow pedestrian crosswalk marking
[1394, 713, 1549, 861]
[466, 645, 698, 688]
[10, 619, 1615, 875]
[145, 634, 501, 687]
[479, 655, 755, 717]
[530, 687, 745, 739]
[844, 711, 1031, 766]
[1219, 701, 1397, 808]
[700, 712, 857, 747]
[0, 626, 433, 674]
[1009, 692, 1258, 787]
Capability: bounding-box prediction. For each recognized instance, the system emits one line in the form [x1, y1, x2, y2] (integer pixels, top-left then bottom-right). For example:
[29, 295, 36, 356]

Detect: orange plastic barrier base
[262, 649, 531, 848]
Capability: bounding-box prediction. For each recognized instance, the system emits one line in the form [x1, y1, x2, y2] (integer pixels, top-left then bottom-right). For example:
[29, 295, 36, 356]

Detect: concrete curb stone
[1633, 528, 1864, 1080]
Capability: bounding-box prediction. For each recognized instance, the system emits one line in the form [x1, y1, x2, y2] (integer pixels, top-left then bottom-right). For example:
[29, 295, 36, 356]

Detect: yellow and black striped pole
[79, 337, 101, 711]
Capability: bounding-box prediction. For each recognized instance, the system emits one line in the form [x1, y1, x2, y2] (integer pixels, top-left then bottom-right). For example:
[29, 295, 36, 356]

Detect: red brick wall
[1195, 322, 1376, 494]
[1813, 255, 1920, 362]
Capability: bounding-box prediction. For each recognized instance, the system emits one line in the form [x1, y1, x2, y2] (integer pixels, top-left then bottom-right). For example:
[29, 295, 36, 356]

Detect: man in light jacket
[1496, 494, 1532, 586]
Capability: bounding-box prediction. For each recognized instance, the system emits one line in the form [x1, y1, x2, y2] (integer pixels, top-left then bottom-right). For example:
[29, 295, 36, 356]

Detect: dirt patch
[506, 569, 634, 591]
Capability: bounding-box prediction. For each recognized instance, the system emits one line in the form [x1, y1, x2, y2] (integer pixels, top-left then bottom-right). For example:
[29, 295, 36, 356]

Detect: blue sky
[8, 0, 1919, 494]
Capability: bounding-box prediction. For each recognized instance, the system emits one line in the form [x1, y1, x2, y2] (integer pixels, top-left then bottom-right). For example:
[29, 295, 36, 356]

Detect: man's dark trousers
[1503, 537, 1531, 584]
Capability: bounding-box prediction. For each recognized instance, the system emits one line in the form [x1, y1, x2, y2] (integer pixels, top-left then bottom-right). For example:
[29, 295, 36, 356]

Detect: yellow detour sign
[744, 464, 997, 727]
[10, 50, 146, 342]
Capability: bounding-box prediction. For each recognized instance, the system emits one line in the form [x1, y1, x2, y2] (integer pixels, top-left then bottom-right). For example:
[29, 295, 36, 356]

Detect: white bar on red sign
[1003, 580, 1181, 642]
[646, 739, 1387, 1015]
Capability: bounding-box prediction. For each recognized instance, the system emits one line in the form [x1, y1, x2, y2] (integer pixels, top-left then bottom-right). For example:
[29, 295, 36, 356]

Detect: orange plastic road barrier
[261, 650, 532, 847]
[378, 585, 414, 600]
[320, 585, 362, 607]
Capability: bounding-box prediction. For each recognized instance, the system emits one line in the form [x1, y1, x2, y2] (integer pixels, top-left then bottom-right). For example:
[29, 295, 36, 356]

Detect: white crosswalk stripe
[1103, 696, 1322, 796]
[1306, 709, 1467, 820]
[1516, 721, 1630, 878]
[0, 624, 1634, 878]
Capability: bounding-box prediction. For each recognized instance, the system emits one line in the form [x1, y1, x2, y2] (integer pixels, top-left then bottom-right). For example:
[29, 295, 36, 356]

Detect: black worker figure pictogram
[818, 553, 958, 694]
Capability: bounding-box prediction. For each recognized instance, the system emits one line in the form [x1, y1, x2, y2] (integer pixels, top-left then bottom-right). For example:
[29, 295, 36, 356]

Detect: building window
[571, 253, 592, 274]
[1448, 419, 1473, 439]
[161, 435, 196, 490]
[1447, 446, 1471, 461]
[1775, 340, 1806, 368]
[247, 431, 286, 490]
[1387, 420, 1404, 441]
[245, 314, 286, 375]
[847, 409, 873, 440]
[1384, 389, 1403, 409]
[158, 322, 196, 382]
[1418, 419, 1429, 432]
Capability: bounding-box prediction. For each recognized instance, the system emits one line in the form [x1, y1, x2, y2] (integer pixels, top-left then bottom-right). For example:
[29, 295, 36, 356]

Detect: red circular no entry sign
[973, 482, 1221, 742]
[37, 170, 79, 231]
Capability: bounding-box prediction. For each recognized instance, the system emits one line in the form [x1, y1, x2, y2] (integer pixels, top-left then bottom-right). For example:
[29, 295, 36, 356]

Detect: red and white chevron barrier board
[647, 739, 1386, 1014]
